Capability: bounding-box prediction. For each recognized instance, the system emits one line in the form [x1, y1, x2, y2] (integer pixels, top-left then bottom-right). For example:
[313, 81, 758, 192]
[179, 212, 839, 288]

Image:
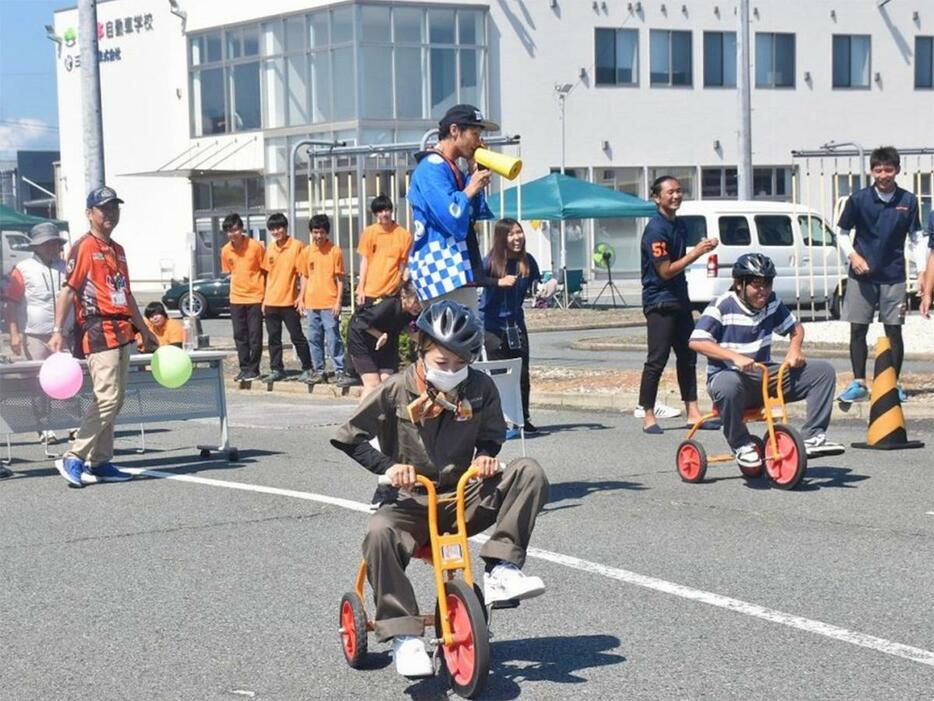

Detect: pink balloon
[39, 352, 84, 400]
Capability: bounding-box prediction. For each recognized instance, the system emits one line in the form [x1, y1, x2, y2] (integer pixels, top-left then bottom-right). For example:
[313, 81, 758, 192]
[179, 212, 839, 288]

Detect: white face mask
[424, 362, 468, 392]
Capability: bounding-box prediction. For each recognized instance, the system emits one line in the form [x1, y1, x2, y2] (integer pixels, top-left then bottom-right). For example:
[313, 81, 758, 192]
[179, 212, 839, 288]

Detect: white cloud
[0, 118, 59, 153]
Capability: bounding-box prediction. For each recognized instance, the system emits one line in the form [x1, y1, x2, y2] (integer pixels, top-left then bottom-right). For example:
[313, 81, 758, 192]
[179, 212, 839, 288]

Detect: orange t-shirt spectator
[297, 213, 350, 385]
[220, 213, 264, 381]
[221, 235, 265, 304]
[259, 213, 314, 383]
[136, 301, 184, 349]
[298, 235, 346, 310]
[262, 233, 305, 307]
[356, 195, 412, 303]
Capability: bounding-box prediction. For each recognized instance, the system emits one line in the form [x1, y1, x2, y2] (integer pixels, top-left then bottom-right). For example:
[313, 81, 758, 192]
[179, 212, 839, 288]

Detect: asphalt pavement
[2, 393, 932, 700]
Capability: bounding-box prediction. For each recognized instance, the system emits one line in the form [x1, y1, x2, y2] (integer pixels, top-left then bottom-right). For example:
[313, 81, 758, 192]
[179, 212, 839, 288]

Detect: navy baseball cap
[438, 104, 500, 135]
[86, 186, 124, 208]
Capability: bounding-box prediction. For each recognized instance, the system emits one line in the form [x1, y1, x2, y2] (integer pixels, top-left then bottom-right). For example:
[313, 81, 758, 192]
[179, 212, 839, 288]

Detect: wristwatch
[52, 326, 62, 334]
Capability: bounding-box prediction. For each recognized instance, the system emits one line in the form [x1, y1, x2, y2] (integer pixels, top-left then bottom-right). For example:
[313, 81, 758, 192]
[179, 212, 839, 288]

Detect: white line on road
[125, 467, 934, 669]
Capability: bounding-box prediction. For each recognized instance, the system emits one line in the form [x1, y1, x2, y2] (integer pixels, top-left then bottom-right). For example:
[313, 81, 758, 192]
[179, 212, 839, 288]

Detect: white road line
[126, 467, 934, 669]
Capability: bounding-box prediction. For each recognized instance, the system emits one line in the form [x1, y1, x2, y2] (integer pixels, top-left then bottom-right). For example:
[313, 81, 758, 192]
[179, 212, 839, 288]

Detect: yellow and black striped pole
[852, 336, 924, 450]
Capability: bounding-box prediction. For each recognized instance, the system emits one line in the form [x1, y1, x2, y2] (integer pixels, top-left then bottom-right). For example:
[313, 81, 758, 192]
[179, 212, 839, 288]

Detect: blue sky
[0, 0, 75, 158]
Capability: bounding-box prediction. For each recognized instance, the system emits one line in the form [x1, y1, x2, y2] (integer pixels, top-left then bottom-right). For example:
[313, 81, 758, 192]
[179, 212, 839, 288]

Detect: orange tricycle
[676, 362, 809, 490]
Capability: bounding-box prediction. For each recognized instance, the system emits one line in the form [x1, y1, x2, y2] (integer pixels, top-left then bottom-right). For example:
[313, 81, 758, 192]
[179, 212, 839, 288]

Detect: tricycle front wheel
[435, 579, 490, 699]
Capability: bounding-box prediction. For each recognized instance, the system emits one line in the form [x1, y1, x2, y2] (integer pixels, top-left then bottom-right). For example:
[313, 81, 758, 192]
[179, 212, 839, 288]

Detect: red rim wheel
[339, 592, 368, 668]
[435, 580, 489, 698]
[763, 424, 807, 490]
[676, 440, 708, 483]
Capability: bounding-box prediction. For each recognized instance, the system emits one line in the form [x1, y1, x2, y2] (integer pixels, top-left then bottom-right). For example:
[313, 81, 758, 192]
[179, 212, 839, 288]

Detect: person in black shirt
[347, 280, 423, 398]
[638, 175, 719, 434]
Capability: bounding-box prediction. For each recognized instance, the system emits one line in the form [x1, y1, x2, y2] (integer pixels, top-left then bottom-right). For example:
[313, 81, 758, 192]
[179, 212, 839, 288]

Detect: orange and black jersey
[65, 232, 136, 354]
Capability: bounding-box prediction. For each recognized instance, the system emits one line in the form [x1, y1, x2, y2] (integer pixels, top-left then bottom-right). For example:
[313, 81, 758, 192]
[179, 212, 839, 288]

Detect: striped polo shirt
[690, 290, 797, 379]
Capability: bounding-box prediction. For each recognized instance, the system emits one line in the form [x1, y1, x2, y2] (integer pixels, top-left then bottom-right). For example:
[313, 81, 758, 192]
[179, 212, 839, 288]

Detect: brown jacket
[332, 363, 506, 491]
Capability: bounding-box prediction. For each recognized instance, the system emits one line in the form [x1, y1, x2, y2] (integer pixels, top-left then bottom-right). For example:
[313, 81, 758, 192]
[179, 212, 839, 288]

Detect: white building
[52, 0, 934, 291]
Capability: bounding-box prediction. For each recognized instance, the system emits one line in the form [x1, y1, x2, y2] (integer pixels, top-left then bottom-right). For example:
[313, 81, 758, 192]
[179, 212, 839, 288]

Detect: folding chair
[554, 268, 585, 309]
[473, 357, 526, 456]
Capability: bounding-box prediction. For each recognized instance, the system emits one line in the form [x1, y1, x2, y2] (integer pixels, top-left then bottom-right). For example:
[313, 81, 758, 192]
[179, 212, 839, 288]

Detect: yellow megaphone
[474, 148, 523, 180]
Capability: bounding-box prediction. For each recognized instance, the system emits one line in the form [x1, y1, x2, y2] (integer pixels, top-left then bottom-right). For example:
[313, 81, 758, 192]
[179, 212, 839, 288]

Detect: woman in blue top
[480, 218, 541, 432]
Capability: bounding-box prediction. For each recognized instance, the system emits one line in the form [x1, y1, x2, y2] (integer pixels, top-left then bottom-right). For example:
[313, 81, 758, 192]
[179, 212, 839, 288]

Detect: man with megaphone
[407, 104, 499, 309]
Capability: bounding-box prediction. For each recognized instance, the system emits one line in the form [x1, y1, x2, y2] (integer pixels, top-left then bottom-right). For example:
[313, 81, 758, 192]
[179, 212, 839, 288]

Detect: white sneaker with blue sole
[81, 462, 134, 484]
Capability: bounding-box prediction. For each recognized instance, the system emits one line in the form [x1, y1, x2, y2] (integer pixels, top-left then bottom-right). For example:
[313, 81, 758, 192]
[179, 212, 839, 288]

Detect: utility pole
[555, 82, 573, 308]
[78, 0, 105, 190]
[737, 0, 753, 199]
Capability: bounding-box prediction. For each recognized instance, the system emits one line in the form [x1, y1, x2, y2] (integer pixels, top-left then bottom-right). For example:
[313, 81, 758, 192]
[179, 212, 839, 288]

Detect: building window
[703, 31, 736, 87]
[191, 6, 487, 136]
[649, 167, 696, 199]
[650, 30, 692, 86]
[833, 35, 871, 88]
[595, 28, 639, 86]
[755, 32, 795, 88]
[190, 27, 260, 136]
[701, 167, 738, 199]
[596, 167, 643, 197]
[753, 167, 791, 199]
[916, 36, 934, 88]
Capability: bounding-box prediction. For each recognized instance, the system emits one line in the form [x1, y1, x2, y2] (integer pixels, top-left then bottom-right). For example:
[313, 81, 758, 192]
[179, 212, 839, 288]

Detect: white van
[1, 229, 33, 278]
[677, 201, 847, 315]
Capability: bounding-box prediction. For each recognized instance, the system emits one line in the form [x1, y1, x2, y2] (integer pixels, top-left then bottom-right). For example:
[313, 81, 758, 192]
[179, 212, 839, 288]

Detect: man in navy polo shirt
[637, 175, 719, 434]
[920, 210, 934, 318]
[836, 146, 925, 404]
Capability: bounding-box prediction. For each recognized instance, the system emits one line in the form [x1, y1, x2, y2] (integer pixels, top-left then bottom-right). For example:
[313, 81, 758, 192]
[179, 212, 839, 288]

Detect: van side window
[680, 216, 707, 246]
[755, 215, 793, 246]
[6, 234, 31, 251]
[718, 216, 751, 245]
[798, 215, 837, 246]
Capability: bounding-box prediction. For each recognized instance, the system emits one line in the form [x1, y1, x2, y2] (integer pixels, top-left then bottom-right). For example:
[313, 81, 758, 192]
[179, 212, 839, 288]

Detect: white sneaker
[483, 562, 545, 605]
[633, 403, 682, 419]
[734, 443, 762, 469]
[803, 433, 845, 457]
[391, 635, 434, 678]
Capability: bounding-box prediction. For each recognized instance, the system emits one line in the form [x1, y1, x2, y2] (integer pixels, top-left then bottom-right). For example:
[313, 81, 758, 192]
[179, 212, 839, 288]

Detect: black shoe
[233, 371, 244, 382]
[240, 371, 261, 382]
[334, 372, 356, 388]
[263, 369, 287, 383]
[0, 465, 13, 479]
[523, 420, 539, 434]
[371, 484, 397, 508]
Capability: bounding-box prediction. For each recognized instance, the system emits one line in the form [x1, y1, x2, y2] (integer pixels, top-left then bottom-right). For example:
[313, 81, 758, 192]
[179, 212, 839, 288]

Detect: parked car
[677, 201, 848, 316]
[162, 274, 356, 318]
[162, 275, 231, 318]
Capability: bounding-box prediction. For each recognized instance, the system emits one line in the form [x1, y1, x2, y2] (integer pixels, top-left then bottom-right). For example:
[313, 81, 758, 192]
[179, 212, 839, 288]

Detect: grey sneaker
[262, 369, 287, 383]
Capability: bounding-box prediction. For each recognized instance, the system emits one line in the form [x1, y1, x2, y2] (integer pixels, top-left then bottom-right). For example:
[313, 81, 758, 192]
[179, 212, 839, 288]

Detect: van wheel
[829, 287, 843, 320]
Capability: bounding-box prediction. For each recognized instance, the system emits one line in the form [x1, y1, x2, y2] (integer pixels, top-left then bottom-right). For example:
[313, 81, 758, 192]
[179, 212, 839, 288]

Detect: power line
[0, 119, 60, 132]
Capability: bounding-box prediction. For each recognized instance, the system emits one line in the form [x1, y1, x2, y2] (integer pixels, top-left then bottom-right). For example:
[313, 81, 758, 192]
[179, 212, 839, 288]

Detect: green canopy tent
[0, 204, 69, 233]
[482, 172, 656, 220]
[482, 173, 656, 307]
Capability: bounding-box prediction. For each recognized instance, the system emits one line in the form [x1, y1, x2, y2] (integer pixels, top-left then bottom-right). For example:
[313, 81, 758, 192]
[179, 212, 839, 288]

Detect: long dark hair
[488, 218, 529, 279]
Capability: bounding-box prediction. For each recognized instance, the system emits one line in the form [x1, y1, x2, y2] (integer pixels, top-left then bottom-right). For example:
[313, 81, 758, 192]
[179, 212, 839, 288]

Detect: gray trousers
[362, 457, 549, 641]
[707, 360, 836, 450]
